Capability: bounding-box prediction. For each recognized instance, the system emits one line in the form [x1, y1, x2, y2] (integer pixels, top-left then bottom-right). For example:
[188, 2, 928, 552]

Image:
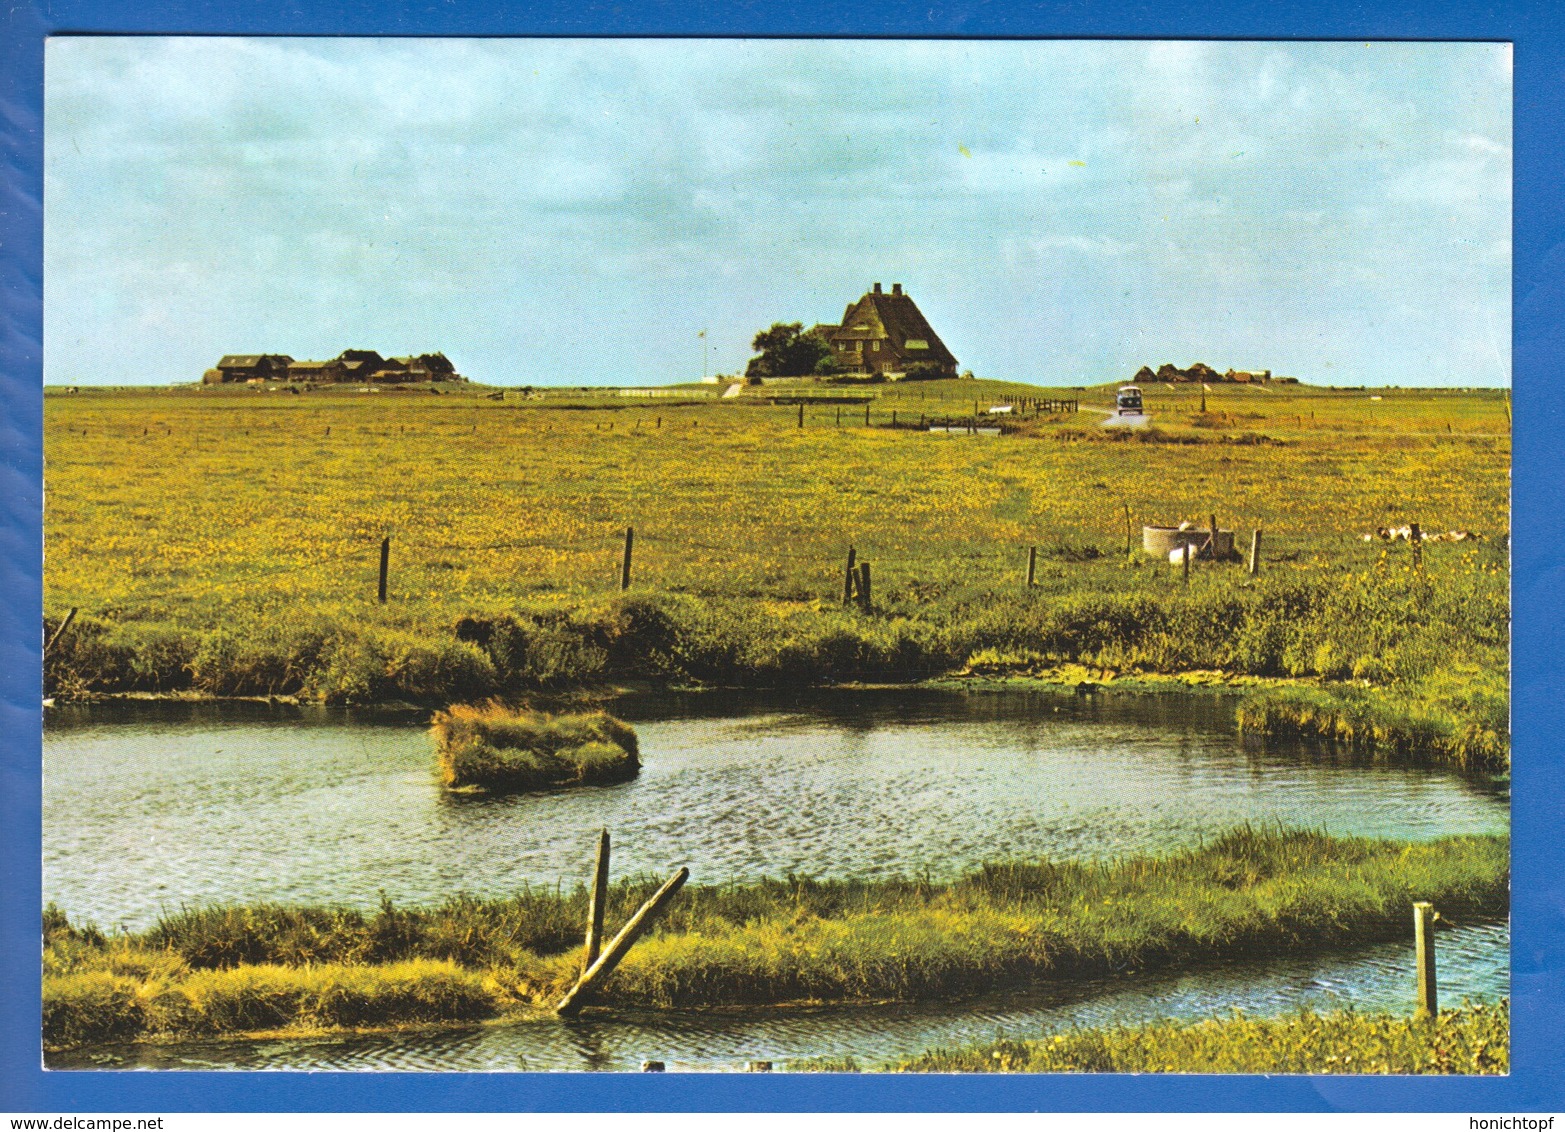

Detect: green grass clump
[887, 1000, 1508, 1074]
[44, 830, 1509, 1044]
[1237, 665, 1509, 773]
[577, 829, 1506, 1008]
[42, 957, 500, 1049]
[430, 703, 638, 792]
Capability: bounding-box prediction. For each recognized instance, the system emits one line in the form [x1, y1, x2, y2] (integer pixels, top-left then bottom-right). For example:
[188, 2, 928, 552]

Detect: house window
[871, 340, 880, 352]
[905, 339, 928, 350]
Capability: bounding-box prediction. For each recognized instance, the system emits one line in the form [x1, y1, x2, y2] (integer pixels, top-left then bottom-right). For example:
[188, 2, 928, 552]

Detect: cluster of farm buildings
[1130, 362, 1293, 385]
[203, 350, 463, 385]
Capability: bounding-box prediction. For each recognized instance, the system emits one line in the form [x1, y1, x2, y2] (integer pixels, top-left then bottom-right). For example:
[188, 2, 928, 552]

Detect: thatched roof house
[204, 354, 294, 383]
[813, 283, 957, 378]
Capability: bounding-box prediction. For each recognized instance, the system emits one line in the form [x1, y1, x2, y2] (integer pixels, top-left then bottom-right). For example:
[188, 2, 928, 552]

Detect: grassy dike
[43, 830, 1508, 1050]
[790, 1001, 1509, 1074]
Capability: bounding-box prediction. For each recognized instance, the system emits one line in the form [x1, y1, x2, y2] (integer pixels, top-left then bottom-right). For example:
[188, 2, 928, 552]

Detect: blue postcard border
[2, 0, 1561, 1113]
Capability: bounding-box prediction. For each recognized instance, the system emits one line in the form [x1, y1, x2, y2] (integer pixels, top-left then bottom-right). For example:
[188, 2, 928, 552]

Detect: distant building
[1132, 362, 1273, 385]
[812, 283, 958, 378]
[203, 354, 294, 383]
[206, 350, 465, 384]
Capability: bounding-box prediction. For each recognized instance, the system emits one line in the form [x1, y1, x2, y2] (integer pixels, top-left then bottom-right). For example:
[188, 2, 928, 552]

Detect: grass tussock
[875, 1000, 1508, 1074]
[430, 704, 638, 792]
[1237, 668, 1509, 773]
[44, 828, 1507, 1047]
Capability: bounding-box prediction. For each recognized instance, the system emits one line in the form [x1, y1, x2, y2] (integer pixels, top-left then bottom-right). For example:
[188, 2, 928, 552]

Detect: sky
[44, 38, 1511, 388]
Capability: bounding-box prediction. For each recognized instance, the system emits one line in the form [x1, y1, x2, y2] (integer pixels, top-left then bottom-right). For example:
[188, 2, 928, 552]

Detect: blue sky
[44, 38, 1511, 387]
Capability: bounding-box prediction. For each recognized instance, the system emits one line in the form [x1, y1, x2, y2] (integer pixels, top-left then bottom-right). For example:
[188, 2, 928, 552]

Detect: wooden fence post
[584, 829, 611, 972]
[621, 526, 634, 590]
[836, 405, 842, 427]
[843, 547, 857, 605]
[864, 403, 870, 426]
[1182, 541, 1191, 585]
[1248, 529, 1262, 575]
[378, 537, 390, 603]
[1122, 502, 1133, 556]
[892, 410, 897, 426]
[797, 403, 804, 428]
[1414, 901, 1438, 1019]
[1410, 522, 1423, 572]
[44, 607, 78, 657]
[1209, 513, 1219, 559]
[1027, 546, 1037, 588]
[555, 867, 690, 1016]
[857, 561, 872, 611]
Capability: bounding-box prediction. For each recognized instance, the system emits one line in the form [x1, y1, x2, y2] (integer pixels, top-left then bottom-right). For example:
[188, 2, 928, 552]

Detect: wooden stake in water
[1414, 901, 1438, 1019]
[584, 830, 610, 972]
[555, 867, 690, 1016]
[378, 537, 390, 603]
[621, 526, 634, 590]
[1249, 529, 1262, 576]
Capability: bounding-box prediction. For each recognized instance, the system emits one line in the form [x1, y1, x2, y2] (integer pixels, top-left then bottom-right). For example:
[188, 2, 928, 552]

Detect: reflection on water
[50, 920, 1509, 1071]
[44, 689, 1507, 934]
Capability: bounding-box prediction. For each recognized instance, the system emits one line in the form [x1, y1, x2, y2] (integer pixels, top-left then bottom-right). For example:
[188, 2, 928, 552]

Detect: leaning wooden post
[583, 829, 611, 972]
[1027, 546, 1037, 588]
[1414, 901, 1438, 1019]
[44, 607, 78, 657]
[843, 547, 858, 605]
[857, 561, 872, 611]
[621, 526, 634, 590]
[378, 537, 390, 603]
[555, 866, 690, 1016]
[1248, 529, 1262, 576]
[1182, 541, 1191, 585]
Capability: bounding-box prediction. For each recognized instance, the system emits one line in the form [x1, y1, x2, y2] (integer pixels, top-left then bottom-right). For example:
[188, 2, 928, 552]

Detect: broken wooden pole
[843, 547, 857, 605]
[1248, 529, 1262, 575]
[1027, 546, 1037, 588]
[1414, 901, 1438, 1019]
[621, 526, 634, 590]
[584, 829, 611, 972]
[378, 537, 390, 603]
[44, 607, 78, 657]
[555, 866, 690, 1016]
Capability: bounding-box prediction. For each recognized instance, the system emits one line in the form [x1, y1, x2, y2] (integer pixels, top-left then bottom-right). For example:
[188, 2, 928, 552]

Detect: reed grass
[430, 703, 639, 792]
[815, 1000, 1508, 1074]
[44, 829, 1508, 1046]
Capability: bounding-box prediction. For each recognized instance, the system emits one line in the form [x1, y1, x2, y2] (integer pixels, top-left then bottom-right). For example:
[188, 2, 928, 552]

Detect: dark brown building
[812, 283, 958, 378]
[204, 354, 294, 383]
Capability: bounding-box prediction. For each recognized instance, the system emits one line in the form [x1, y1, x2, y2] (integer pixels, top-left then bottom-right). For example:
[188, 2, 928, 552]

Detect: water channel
[43, 688, 1509, 1071]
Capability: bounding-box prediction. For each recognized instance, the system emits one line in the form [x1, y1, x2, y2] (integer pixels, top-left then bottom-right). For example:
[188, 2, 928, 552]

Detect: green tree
[745, 323, 836, 378]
